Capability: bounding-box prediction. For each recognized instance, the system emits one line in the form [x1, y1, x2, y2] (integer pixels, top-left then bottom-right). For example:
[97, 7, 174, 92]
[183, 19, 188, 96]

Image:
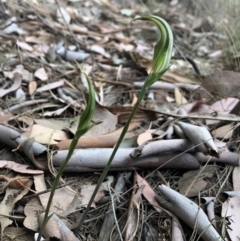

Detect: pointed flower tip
[133, 15, 173, 76]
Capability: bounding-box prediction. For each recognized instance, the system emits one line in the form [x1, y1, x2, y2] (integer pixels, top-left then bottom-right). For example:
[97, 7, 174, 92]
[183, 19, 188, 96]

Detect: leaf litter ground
[0, 0, 240, 240]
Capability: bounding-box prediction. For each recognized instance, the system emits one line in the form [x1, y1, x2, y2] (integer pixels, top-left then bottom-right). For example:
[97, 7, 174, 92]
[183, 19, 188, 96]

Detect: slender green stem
[37, 134, 82, 241]
[78, 75, 158, 228]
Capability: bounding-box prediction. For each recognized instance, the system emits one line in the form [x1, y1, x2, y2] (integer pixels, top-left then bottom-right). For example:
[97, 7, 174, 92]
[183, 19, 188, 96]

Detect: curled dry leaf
[125, 185, 144, 241]
[34, 67, 48, 81]
[0, 72, 22, 98]
[176, 121, 219, 157]
[0, 161, 43, 174]
[136, 172, 162, 213]
[38, 213, 79, 241]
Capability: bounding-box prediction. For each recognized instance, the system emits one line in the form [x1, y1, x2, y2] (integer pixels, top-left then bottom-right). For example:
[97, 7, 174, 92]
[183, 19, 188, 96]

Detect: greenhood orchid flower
[133, 15, 174, 87]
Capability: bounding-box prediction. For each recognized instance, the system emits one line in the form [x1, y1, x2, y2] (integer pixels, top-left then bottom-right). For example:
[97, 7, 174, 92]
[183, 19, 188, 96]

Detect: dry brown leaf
[24, 197, 44, 232]
[163, 70, 196, 84]
[0, 161, 43, 174]
[15, 116, 34, 132]
[57, 121, 139, 149]
[207, 98, 239, 125]
[28, 81, 37, 95]
[33, 174, 47, 193]
[131, 51, 152, 73]
[181, 101, 210, 114]
[125, 185, 143, 241]
[39, 187, 81, 216]
[136, 173, 162, 213]
[178, 166, 216, 197]
[4, 227, 33, 240]
[36, 79, 65, 93]
[38, 213, 79, 241]
[69, 105, 117, 136]
[16, 40, 33, 52]
[137, 131, 152, 146]
[208, 98, 239, 114]
[30, 124, 69, 144]
[131, 93, 138, 106]
[107, 106, 156, 124]
[0, 175, 31, 192]
[8, 177, 30, 189]
[25, 34, 53, 44]
[91, 45, 110, 58]
[174, 87, 188, 106]
[0, 110, 13, 124]
[81, 182, 105, 207]
[212, 123, 233, 139]
[34, 67, 48, 81]
[0, 179, 33, 235]
[26, 181, 78, 232]
[34, 118, 69, 130]
[176, 121, 219, 157]
[0, 73, 22, 98]
[80, 178, 111, 207]
[15, 65, 31, 79]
